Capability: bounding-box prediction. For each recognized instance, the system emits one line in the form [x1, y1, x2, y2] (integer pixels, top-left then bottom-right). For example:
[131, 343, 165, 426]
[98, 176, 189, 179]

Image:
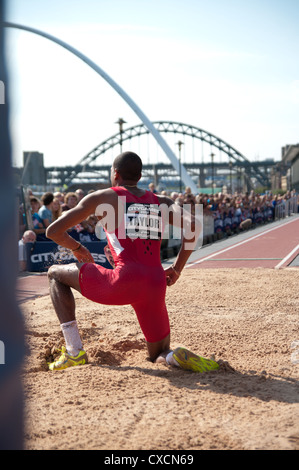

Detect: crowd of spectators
[20, 188, 99, 242]
[18, 184, 298, 271]
[195, 190, 298, 234]
[150, 183, 299, 235]
[18, 188, 99, 271]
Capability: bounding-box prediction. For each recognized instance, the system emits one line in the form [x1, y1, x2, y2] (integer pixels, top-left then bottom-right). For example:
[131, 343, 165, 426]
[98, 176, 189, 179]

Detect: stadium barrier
[26, 240, 112, 272]
[160, 214, 214, 258]
[203, 215, 215, 237]
[275, 196, 298, 220]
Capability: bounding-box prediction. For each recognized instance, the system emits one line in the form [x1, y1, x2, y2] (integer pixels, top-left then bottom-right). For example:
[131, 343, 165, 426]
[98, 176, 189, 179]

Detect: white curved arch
[4, 21, 198, 193]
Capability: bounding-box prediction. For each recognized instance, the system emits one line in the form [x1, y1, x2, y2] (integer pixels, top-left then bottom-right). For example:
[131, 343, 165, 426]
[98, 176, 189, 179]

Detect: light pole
[176, 140, 184, 193]
[229, 159, 233, 194]
[115, 117, 127, 153]
[210, 152, 215, 195]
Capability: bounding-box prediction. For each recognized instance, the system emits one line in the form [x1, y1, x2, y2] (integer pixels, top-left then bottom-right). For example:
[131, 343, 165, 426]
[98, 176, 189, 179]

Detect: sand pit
[21, 268, 299, 450]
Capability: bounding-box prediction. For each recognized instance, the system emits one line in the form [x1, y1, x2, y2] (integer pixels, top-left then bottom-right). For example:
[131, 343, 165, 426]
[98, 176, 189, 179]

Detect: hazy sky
[5, 0, 299, 169]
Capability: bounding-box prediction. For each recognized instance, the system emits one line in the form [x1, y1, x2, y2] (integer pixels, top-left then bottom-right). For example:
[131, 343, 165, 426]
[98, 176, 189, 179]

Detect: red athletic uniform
[79, 187, 170, 343]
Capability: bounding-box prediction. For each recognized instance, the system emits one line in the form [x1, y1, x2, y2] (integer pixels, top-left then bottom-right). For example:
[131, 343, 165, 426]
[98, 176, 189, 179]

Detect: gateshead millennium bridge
[6, 22, 276, 192]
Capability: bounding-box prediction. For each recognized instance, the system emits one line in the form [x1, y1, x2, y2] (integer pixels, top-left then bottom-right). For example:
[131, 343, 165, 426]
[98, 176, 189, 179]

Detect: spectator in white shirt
[18, 230, 36, 272]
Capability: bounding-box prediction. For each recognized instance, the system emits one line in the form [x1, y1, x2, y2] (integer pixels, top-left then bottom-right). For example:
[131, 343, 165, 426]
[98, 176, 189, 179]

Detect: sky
[4, 0, 299, 171]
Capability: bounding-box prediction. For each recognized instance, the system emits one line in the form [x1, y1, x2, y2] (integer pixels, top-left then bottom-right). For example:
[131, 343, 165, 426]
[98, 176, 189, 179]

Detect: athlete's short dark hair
[113, 151, 142, 181]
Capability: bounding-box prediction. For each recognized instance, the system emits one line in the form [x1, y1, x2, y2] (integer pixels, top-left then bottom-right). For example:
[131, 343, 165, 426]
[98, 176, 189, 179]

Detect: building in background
[22, 151, 46, 186]
[281, 144, 299, 192]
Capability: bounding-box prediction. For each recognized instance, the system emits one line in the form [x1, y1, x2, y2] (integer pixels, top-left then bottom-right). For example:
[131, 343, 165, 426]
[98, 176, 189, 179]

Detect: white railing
[203, 215, 215, 237]
[162, 214, 215, 252]
[275, 196, 298, 220]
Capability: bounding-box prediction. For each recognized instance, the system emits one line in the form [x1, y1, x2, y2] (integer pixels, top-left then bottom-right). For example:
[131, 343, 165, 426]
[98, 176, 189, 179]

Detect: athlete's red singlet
[79, 187, 170, 343]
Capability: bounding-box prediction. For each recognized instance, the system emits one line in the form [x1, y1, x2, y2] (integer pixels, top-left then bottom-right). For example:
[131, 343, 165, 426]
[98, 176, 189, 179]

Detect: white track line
[275, 243, 299, 269]
[187, 217, 299, 268]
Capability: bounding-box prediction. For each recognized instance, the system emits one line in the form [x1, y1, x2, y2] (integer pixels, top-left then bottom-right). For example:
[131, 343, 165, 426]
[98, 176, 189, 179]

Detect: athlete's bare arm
[156, 195, 202, 286]
[46, 188, 119, 263]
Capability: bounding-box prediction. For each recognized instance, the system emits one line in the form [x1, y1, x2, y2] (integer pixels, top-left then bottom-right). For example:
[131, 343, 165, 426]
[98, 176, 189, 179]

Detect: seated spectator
[223, 211, 232, 234]
[71, 214, 102, 242]
[18, 230, 36, 272]
[231, 209, 240, 232]
[174, 196, 184, 207]
[183, 193, 196, 214]
[184, 186, 192, 196]
[263, 202, 274, 222]
[81, 214, 98, 234]
[214, 213, 224, 233]
[53, 192, 64, 205]
[38, 192, 54, 228]
[253, 205, 264, 225]
[195, 195, 211, 215]
[170, 192, 179, 201]
[30, 196, 45, 235]
[52, 197, 62, 222]
[240, 203, 253, 229]
[61, 192, 78, 212]
[208, 197, 217, 211]
[148, 182, 157, 194]
[75, 189, 85, 202]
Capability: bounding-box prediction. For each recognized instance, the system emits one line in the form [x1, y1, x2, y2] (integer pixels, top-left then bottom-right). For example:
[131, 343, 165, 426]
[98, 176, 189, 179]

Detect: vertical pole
[0, 3, 25, 450]
[177, 140, 184, 193]
[210, 153, 215, 195]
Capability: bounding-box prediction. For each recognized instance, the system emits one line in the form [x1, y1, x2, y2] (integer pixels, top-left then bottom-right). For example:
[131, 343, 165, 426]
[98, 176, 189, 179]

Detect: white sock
[166, 351, 180, 367]
[60, 320, 83, 357]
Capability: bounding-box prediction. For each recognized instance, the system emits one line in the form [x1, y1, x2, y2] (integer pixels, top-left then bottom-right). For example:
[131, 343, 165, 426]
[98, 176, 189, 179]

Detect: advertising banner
[26, 241, 112, 272]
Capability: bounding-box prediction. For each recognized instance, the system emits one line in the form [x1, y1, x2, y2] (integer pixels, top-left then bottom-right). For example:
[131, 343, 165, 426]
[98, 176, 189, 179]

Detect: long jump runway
[186, 215, 299, 270]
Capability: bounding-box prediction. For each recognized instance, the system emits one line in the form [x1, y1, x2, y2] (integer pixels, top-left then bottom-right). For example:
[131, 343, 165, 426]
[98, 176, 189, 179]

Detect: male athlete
[46, 152, 219, 373]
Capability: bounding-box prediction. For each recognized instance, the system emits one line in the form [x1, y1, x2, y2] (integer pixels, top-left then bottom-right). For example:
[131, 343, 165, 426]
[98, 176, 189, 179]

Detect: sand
[21, 268, 299, 450]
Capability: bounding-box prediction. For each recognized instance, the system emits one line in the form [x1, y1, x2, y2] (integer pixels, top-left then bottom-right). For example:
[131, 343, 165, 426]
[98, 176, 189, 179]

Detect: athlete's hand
[72, 245, 95, 263]
[104, 244, 115, 268]
[165, 266, 181, 287]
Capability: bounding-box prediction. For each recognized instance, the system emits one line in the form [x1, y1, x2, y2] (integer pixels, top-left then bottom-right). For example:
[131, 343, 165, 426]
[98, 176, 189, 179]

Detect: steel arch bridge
[58, 121, 270, 189]
[5, 23, 271, 191]
[5, 22, 197, 194]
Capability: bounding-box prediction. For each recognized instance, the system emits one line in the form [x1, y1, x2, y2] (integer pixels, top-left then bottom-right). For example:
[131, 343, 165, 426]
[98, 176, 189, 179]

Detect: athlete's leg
[47, 263, 88, 369]
[146, 334, 171, 363]
[48, 263, 83, 324]
[132, 294, 171, 363]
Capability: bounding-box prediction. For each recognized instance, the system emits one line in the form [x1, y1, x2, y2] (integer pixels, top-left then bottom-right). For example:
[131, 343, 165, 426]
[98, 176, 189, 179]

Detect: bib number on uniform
[125, 203, 162, 240]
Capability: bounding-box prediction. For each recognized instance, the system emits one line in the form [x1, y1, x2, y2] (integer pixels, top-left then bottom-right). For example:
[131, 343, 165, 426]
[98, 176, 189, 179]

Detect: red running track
[16, 273, 49, 304]
[187, 217, 299, 270]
